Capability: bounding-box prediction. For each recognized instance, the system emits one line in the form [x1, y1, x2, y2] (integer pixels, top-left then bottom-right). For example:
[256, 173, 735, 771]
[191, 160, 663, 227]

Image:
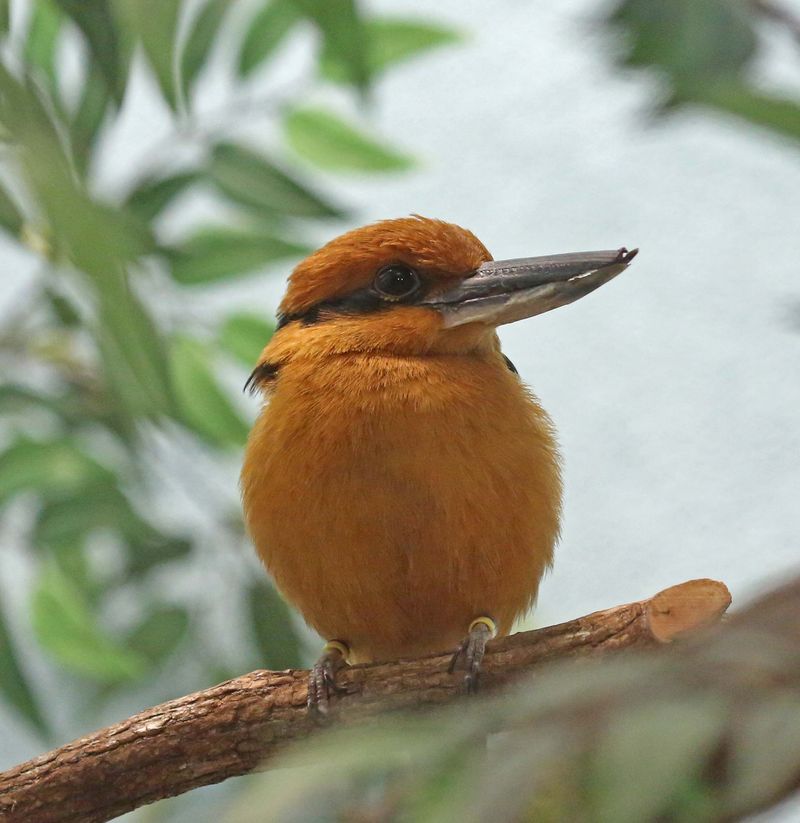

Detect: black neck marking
[502, 354, 519, 375]
[244, 361, 280, 395]
[250, 285, 425, 394]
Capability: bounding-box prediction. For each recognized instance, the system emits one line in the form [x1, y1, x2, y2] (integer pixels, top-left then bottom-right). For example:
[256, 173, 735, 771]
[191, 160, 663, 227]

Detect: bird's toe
[449, 617, 496, 694]
[307, 640, 350, 720]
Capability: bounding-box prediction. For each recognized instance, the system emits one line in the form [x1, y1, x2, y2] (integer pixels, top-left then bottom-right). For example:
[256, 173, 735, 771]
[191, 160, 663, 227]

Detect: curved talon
[307, 640, 350, 719]
[449, 617, 497, 694]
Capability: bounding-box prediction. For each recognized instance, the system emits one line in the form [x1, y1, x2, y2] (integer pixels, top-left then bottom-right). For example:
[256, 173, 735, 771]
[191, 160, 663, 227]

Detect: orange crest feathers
[280, 216, 491, 317]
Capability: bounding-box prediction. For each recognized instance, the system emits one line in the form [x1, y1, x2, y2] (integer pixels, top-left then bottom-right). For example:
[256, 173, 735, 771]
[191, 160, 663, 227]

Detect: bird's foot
[308, 639, 350, 720]
[448, 616, 497, 694]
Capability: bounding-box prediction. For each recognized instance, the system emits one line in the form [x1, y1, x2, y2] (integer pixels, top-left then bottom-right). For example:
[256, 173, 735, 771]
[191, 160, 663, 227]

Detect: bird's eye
[374, 264, 420, 301]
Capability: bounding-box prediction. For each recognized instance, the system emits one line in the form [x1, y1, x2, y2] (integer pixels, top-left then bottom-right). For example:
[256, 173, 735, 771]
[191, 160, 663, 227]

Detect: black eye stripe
[277, 266, 426, 329]
[276, 288, 384, 329]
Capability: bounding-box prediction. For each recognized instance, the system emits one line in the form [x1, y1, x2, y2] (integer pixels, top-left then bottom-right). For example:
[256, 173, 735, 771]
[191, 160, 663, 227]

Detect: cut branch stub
[645, 577, 731, 641]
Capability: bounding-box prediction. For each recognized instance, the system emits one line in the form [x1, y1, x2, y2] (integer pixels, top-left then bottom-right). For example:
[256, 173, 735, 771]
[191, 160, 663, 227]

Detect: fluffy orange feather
[241, 217, 562, 663]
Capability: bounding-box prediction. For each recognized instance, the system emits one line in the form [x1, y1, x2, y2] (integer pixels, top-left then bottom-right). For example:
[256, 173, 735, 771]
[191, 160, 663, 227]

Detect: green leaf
[33, 486, 190, 582]
[35, 477, 192, 579]
[0, 63, 74, 218]
[0, 596, 48, 735]
[31, 480, 192, 578]
[0, 438, 112, 507]
[170, 335, 250, 448]
[321, 17, 462, 83]
[0, 180, 23, 237]
[169, 227, 309, 285]
[35, 493, 116, 552]
[127, 606, 189, 666]
[364, 18, 461, 74]
[44, 286, 82, 326]
[608, 0, 756, 92]
[74, 206, 156, 274]
[0, 73, 169, 421]
[95, 278, 175, 419]
[284, 106, 413, 173]
[69, 63, 112, 178]
[296, 0, 369, 92]
[0, 67, 148, 267]
[116, 0, 181, 111]
[0, 0, 9, 34]
[247, 579, 304, 669]
[209, 142, 343, 218]
[24, 0, 63, 97]
[180, 0, 231, 100]
[219, 312, 275, 367]
[0, 386, 52, 416]
[126, 533, 192, 577]
[32, 565, 146, 683]
[48, 540, 97, 604]
[124, 170, 198, 222]
[698, 84, 800, 144]
[53, 0, 126, 101]
[238, 0, 300, 76]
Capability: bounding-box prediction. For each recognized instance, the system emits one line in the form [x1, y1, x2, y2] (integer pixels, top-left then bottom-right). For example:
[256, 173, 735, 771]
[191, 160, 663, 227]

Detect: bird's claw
[448, 617, 496, 694]
[308, 641, 350, 720]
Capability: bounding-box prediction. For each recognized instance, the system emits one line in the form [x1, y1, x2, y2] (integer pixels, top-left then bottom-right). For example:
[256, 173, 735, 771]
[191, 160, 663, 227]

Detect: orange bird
[241, 216, 636, 710]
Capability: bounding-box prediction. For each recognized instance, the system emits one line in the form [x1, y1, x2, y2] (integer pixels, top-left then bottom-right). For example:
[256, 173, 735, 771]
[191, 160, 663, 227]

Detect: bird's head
[248, 216, 636, 389]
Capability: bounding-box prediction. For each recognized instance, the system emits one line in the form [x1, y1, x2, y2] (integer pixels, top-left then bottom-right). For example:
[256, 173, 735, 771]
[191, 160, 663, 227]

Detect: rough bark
[0, 578, 730, 823]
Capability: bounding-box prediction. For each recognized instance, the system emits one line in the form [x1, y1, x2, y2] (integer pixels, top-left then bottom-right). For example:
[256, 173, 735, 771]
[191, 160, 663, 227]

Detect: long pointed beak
[423, 247, 638, 328]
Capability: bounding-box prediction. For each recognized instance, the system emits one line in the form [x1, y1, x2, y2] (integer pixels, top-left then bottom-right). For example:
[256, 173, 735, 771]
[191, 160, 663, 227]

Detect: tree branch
[0, 579, 731, 823]
[246, 574, 800, 823]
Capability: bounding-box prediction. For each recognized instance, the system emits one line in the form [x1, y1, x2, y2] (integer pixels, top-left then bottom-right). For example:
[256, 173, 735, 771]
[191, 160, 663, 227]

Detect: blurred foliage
[608, 0, 800, 145]
[227, 582, 800, 823]
[0, 0, 461, 756]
